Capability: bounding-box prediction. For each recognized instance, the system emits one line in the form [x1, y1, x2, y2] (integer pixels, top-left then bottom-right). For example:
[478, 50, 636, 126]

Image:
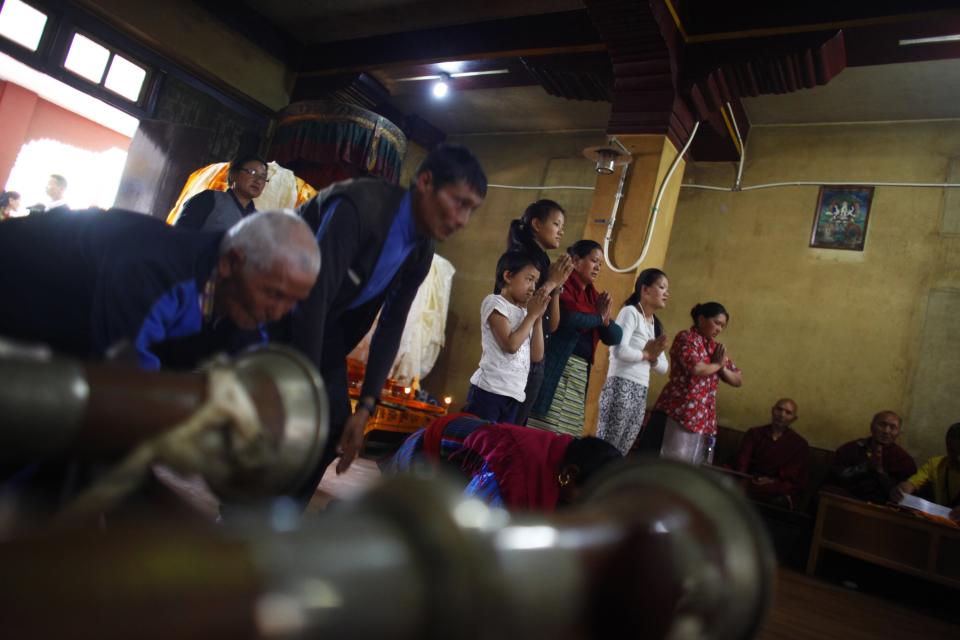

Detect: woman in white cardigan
[595, 268, 670, 455]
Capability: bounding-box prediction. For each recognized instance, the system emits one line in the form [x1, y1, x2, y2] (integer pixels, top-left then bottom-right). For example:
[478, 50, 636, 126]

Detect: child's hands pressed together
[527, 287, 551, 318]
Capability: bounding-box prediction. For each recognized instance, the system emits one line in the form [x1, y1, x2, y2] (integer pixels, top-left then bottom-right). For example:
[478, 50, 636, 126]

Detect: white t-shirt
[469, 294, 531, 402]
[606, 305, 668, 387]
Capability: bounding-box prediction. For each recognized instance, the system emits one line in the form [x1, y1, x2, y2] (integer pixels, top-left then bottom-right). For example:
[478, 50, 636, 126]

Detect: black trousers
[291, 356, 352, 508]
[514, 359, 545, 426]
[635, 410, 668, 454]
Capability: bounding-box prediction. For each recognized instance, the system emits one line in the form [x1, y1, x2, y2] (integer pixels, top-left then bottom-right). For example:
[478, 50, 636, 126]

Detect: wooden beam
[294, 10, 604, 75]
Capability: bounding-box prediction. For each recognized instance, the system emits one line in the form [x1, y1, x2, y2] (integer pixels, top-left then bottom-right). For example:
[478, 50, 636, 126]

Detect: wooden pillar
[580, 134, 685, 435]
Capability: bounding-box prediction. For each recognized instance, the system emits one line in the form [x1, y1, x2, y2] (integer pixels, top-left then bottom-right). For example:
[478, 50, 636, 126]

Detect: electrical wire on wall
[683, 102, 960, 193]
[486, 123, 703, 276]
[603, 122, 701, 274]
[487, 101, 960, 276]
[487, 184, 594, 191]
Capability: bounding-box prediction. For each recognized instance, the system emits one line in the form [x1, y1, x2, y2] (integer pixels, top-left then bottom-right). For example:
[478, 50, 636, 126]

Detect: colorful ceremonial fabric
[271, 100, 407, 186]
[527, 355, 590, 437]
[653, 328, 740, 436]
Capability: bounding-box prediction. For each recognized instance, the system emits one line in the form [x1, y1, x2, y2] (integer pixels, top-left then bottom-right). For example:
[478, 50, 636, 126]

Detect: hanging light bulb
[582, 145, 632, 175]
[432, 72, 451, 99]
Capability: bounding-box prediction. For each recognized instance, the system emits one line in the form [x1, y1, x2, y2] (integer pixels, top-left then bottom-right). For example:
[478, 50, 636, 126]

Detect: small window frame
[0, 0, 50, 54]
[61, 29, 150, 105]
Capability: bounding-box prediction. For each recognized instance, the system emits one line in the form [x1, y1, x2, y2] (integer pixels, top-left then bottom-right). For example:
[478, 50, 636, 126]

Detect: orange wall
[0, 80, 131, 187]
[0, 81, 38, 187]
[26, 98, 131, 152]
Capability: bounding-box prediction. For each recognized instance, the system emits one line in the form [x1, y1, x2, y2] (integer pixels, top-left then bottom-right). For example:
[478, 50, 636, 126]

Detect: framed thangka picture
[810, 186, 874, 251]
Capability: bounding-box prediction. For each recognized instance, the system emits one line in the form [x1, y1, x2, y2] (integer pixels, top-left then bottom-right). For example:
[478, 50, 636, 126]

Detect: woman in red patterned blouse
[637, 302, 742, 463]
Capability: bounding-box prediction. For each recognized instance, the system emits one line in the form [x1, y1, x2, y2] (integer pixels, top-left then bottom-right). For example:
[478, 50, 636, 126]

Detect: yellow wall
[423, 131, 606, 407]
[78, 0, 292, 110]
[649, 121, 960, 461]
[580, 136, 685, 434]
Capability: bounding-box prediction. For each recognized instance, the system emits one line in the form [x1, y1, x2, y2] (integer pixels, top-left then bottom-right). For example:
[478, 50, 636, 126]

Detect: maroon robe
[458, 421, 573, 511]
[829, 438, 917, 504]
[734, 425, 809, 507]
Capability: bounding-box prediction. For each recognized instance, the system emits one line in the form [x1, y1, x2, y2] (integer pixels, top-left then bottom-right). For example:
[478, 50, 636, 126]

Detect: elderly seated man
[829, 410, 917, 504]
[732, 398, 809, 509]
[0, 208, 319, 369]
[891, 422, 960, 522]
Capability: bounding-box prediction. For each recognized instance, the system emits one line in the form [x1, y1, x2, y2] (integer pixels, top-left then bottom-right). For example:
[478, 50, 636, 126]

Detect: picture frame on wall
[810, 186, 874, 251]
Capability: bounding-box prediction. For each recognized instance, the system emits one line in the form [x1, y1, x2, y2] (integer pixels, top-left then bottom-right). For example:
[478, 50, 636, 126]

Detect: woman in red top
[638, 302, 742, 463]
[528, 240, 622, 436]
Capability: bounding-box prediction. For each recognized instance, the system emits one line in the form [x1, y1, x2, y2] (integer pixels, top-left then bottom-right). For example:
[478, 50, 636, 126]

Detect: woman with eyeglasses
[175, 154, 269, 230]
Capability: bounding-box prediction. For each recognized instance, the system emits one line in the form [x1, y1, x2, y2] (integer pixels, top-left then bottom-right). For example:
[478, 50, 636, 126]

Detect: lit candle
[444, 396, 452, 405]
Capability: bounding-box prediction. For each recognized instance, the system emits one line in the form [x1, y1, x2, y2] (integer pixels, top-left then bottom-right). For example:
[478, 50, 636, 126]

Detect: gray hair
[221, 210, 320, 277]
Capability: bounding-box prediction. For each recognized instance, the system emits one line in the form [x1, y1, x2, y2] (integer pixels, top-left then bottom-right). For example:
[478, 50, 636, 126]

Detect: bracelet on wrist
[357, 397, 378, 415]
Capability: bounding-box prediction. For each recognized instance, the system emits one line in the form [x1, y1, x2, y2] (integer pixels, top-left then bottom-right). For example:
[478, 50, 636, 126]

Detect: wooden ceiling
[200, 0, 960, 159]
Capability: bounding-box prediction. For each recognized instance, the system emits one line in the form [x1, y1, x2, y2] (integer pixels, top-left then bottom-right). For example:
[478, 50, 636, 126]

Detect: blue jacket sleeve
[599, 321, 622, 346]
[562, 310, 603, 330]
[132, 282, 204, 370]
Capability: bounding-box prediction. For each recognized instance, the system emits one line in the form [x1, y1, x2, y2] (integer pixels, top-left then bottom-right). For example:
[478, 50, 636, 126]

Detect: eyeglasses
[237, 168, 269, 182]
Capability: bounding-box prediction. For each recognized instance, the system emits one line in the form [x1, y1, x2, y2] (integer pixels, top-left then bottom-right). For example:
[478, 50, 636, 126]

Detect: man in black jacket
[291, 144, 486, 494]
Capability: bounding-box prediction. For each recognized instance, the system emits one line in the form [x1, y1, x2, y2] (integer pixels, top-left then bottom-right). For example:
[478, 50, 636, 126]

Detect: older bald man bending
[0, 208, 319, 369]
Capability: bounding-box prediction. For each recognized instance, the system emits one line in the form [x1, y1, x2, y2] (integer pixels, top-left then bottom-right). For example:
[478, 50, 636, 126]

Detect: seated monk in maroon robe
[733, 398, 809, 509]
[828, 410, 916, 504]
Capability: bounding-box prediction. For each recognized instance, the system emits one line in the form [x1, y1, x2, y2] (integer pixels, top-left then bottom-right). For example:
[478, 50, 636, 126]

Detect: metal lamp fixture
[582, 145, 632, 175]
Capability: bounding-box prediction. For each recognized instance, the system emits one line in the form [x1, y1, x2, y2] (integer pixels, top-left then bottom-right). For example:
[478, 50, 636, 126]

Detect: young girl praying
[504, 199, 574, 424]
[465, 251, 551, 423]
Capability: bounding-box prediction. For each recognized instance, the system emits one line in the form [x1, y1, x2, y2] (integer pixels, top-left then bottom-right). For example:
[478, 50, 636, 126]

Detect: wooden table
[807, 491, 960, 589]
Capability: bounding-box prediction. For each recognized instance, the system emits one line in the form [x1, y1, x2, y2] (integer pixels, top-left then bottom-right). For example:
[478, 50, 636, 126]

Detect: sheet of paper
[898, 493, 952, 518]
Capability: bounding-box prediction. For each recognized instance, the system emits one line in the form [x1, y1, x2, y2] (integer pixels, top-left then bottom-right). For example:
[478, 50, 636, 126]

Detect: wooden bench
[714, 425, 834, 515]
[713, 425, 835, 568]
[806, 491, 960, 589]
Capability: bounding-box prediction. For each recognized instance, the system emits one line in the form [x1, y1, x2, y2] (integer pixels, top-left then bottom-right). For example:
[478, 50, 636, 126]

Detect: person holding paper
[892, 423, 960, 522]
[829, 410, 916, 504]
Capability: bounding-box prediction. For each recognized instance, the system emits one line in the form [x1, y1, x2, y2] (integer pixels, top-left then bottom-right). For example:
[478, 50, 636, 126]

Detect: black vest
[295, 178, 435, 358]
